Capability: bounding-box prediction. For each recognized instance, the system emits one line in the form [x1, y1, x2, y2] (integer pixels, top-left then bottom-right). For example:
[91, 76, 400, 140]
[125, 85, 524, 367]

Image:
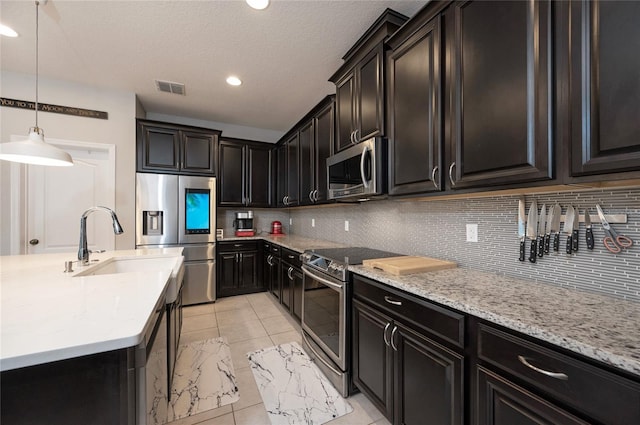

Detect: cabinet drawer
[219, 241, 258, 252]
[478, 324, 640, 425]
[353, 275, 464, 349]
[270, 244, 282, 257]
[281, 248, 301, 268]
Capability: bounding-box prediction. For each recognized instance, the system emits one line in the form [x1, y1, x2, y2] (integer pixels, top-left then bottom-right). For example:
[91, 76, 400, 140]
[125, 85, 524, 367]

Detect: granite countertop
[218, 234, 345, 252]
[351, 266, 640, 377]
[0, 248, 183, 371]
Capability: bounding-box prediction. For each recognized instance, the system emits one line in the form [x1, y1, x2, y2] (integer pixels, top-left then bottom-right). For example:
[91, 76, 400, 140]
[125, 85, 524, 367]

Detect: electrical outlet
[466, 224, 478, 242]
[344, 220, 349, 231]
[312, 218, 315, 227]
[289, 218, 293, 226]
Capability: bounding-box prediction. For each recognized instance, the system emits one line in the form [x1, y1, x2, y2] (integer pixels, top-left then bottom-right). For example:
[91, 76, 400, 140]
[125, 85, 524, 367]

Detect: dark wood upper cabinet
[294, 95, 335, 206]
[446, 0, 553, 189]
[218, 138, 272, 208]
[568, 0, 640, 177]
[314, 98, 335, 203]
[299, 120, 315, 205]
[275, 133, 299, 207]
[387, 15, 443, 196]
[330, 10, 409, 153]
[275, 143, 287, 208]
[335, 72, 357, 153]
[136, 119, 219, 176]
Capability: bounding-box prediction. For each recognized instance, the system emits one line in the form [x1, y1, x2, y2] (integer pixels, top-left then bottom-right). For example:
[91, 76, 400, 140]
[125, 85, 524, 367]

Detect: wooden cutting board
[362, 256, 457, 275]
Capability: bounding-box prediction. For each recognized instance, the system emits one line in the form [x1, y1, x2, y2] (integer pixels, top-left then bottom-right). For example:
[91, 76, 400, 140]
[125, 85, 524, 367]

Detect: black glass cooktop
[307, 247, 400, 265]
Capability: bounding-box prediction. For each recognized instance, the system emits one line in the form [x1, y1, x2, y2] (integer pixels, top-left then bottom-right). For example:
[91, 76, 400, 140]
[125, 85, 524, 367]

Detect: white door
[26, 139, 116, 255]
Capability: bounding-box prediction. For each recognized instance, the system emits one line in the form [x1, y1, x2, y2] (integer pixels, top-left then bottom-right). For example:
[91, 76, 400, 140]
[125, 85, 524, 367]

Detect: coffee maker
[234, 211, 254, 236]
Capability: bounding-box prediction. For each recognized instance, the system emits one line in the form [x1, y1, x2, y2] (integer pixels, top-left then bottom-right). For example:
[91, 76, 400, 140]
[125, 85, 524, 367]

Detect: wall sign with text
[0, 97, 108, 120]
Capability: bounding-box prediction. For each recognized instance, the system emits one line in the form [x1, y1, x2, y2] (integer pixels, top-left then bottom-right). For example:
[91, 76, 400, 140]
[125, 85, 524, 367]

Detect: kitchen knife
[585, 209, 594, 250]
[565, 206, 575, 254]
[544, 204, 554, 253]
[518, 197, 526, 261]
[551, 203, 562, 252]
[537, 204, 546, 258]
[527, 200, 538, 263]
[572, 207, 580, 252]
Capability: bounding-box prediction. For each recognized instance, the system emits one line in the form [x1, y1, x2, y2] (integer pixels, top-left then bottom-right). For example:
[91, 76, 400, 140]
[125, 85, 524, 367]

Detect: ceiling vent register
[155, 80, 186, 96]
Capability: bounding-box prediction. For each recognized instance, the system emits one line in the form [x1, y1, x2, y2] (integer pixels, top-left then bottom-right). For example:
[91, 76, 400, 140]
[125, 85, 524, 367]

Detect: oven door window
[302, 271, 344, 364]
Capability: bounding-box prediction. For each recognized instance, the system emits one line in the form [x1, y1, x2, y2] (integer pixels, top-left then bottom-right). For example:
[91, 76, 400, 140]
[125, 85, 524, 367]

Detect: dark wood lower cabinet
[476, 366, 588, 425]
[352, 299, 463, 425]
[217, 241, 262, 297]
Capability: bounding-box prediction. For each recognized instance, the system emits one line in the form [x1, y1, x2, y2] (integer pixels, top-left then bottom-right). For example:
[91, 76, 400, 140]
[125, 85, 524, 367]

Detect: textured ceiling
[0, 0, 427, 133]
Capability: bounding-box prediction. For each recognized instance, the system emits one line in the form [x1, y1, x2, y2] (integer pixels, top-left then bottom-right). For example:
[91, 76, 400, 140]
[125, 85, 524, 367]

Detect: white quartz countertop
[351, 266, 640, 377]
[0, 248, 183, 372]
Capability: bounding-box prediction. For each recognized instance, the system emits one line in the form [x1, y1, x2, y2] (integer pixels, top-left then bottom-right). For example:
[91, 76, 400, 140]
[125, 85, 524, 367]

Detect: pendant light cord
[35, 0, 39, 129]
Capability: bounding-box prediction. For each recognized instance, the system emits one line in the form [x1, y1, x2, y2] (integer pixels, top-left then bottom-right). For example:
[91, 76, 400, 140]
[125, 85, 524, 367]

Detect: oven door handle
[302, 332, 342, 377]
[302, 265, 344, 290]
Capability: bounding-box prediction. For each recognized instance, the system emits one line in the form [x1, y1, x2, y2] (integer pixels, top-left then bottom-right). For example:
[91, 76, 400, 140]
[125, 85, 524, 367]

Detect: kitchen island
[0, 248, 183, 425]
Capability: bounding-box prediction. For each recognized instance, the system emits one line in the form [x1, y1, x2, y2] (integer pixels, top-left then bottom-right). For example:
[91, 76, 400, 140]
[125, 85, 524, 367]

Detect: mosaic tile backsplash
[289, 188, 640, 302]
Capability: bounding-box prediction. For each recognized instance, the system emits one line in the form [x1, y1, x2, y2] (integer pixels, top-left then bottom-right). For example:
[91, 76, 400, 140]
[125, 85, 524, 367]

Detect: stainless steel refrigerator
[136, 173, 216, 305]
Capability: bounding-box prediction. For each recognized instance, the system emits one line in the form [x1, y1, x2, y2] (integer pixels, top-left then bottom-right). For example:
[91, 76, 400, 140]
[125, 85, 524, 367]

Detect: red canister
[270, 220, 283, 234]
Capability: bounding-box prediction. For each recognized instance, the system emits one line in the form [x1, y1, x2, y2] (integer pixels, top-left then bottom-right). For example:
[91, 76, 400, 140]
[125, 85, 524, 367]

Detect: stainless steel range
[300, 247, 399, 397]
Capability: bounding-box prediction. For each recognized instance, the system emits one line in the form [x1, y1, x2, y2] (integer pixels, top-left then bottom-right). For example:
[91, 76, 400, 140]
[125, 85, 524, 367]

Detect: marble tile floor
[169, 292, 390, 425]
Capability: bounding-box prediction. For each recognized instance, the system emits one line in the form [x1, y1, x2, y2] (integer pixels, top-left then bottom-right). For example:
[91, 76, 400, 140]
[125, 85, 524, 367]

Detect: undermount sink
[74, 254, 185, 304]
[74, 256, 178, 277]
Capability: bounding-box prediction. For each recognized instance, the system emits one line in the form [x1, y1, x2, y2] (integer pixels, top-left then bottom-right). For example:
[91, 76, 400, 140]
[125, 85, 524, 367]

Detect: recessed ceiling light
[226, 76, 242, 86]
[0, 24, 18, 38]
[246, 0, 269, 10]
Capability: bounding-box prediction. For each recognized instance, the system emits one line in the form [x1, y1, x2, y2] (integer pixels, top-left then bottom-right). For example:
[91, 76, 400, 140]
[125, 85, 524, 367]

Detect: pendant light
[0, 0, 73, 167]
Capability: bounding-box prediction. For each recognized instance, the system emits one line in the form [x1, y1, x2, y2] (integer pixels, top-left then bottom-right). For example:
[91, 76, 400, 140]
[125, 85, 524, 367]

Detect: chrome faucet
[78, 206, 124, 264]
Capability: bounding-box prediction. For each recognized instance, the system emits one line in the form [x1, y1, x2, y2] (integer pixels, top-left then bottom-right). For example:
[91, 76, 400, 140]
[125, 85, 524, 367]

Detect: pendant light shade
[0, 1, 73, 167]
[0, 127, 73, 166]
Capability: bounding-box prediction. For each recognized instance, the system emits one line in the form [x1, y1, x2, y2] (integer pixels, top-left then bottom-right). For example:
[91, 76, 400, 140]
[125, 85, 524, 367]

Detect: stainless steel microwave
[327, 137, 387, 201]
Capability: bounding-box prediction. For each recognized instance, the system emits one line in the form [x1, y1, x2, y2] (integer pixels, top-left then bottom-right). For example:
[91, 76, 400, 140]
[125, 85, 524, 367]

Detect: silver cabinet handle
[234, 244, 242, 247]
[384, 296, 402, 306]
[517, 356, 568, 380]
[309, 190, 314, 202]
[354, 129, 360, 144]
[288, 254, 295, 259]
[267, 255, 273, 266]
[383, 322, 391, 347]
[431, 166, 439, 190]
[390, 326, 398, 351]
[313, 190, 318, 202]
[350, 130, 355, 144]
[448, 162, 456, 187]
[288, 266, 294, 280]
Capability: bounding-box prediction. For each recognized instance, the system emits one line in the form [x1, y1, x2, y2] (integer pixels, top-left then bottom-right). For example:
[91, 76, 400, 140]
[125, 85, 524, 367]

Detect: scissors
[596, 204, 633, 253]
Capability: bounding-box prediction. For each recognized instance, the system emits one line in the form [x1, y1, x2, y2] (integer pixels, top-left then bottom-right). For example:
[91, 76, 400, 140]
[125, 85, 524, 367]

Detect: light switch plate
[312, 218, 315, 227]
[466, 224, 478, 242]
[344, 220, 349, 231]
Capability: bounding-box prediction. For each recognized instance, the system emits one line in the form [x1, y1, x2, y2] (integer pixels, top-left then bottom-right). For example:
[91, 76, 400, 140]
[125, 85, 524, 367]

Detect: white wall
[0, 71, 137, 253]
[146, 112, 284, 143]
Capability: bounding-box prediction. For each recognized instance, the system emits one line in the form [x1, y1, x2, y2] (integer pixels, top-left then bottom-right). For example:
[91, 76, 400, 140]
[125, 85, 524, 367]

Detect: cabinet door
[569, 0, 640, 176]
[388, 16, 442, 196]
[286, 133, 300, 206]
[291, 267, 303, 322]
[181, 131, 217, 175]
[238, 250, 259, 292]
[394, 322, 463, 425]
[217, 251, 239, 297]
[247, 145, 272, 207]
[476, 367, 589, 425]
[447, 0, 553, 188]
[335, 70, 357, 153]
[280, 263, 292, 310]
[276, 144, 287, 207]
[270, 256, 281, 300]
[357, 46, 385, 143]
[299, 120, 315, 206]
[137, 123, 180, 173]
[314, 100, 334, 203]
[218, 142, 245, 206]
[352, 300, 394, 421]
